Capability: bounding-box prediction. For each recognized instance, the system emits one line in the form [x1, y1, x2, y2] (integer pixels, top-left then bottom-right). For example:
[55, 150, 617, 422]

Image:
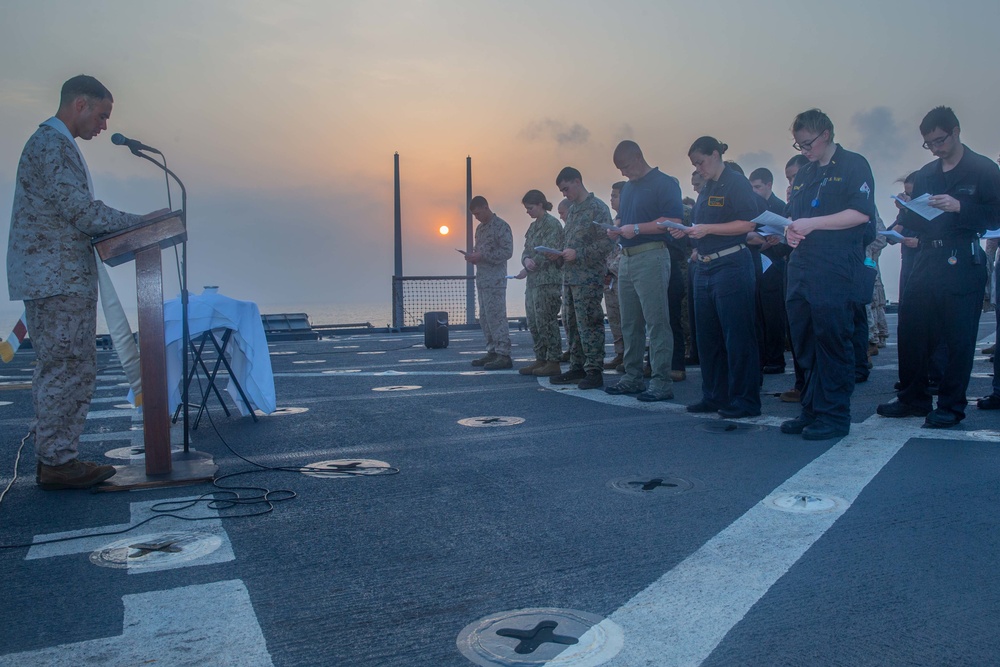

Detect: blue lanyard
[811, 178, 829, 209]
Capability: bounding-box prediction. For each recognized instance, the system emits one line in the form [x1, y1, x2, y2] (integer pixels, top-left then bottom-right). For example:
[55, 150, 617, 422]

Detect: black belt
[926, 240, 977, 252]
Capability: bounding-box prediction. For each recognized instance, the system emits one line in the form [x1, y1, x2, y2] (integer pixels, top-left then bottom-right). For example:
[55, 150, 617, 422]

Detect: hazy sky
[2, 0, 999, 324]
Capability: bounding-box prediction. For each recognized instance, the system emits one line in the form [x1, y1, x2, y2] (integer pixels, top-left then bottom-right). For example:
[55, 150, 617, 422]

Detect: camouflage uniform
[604, 245, 623, 357]
[866, 215, 889, 345]
[474, 213, 513, 357]
[7, 121, 142, 465]
[521, 212, 565, 362]
[563, 194, 614, 371]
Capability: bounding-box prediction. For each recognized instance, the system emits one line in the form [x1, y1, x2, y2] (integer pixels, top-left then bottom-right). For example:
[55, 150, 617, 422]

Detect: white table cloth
[163, 291, 276, 416]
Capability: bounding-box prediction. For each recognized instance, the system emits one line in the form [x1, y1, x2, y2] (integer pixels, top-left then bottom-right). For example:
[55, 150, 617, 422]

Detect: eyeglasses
[922, 132, 952, 150]
[792, 133, 825, 152]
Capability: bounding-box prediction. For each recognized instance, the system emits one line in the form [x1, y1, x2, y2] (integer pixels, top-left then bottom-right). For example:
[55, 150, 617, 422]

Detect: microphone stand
[127, 148, 191, 453]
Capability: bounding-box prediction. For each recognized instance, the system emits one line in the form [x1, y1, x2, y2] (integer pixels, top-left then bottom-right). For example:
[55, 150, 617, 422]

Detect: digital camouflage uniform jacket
[473, 214, 513, 290]
[7, 123, 142, 301]
[563, 193, 613, 286]
[520, 212, 565, 288]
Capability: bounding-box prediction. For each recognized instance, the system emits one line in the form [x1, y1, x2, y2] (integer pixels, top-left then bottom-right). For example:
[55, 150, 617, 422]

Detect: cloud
[851, 107, 908, 162]
[735, 150, 775, 173]
[519, 119, 590, 146]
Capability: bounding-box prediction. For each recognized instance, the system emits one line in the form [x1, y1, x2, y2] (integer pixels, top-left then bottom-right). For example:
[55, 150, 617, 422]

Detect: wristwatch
[633, 224, 640, 236]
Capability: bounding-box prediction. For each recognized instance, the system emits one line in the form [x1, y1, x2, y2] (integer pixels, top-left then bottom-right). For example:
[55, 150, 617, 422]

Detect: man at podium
[6, 75, 163, 490]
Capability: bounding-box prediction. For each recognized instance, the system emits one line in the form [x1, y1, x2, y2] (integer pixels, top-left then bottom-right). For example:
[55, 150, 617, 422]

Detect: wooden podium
[93, 212, 216, 489]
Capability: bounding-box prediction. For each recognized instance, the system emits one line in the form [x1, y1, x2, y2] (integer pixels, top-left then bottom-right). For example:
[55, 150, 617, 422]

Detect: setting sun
[439, 225, 449, 235]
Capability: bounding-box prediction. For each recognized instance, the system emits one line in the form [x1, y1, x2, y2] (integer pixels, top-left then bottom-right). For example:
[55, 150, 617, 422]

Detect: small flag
[1, 311, 28, 363]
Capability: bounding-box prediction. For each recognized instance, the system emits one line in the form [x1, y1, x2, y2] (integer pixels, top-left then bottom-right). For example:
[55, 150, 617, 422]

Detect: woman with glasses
[780, 109, 877, 441]
[669, 136, 763, 419]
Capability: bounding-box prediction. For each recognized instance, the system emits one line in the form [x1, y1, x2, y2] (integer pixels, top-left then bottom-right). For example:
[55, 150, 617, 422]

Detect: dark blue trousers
[786, 259, 858, 430]
[693, 248, 761, 412]
[897, 246, 987, 418]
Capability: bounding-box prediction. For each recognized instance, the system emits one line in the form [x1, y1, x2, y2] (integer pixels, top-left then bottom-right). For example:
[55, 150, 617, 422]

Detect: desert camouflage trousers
[564, 283, 605, 372]
[525, 284, 562, 362]
[24, 295, 98, 466]
[477, 285, 511, 356]
[604, 280, 623, 357]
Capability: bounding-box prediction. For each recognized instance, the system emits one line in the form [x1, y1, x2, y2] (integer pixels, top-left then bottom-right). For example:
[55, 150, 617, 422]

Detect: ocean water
[0, 298, 529, 336]
[0, 299, 395, 335]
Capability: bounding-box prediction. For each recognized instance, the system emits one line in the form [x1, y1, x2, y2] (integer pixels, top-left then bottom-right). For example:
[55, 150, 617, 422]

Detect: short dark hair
[555, 167, 582, 186]
[725, 160, 744, 176]
[688, 136, 728, 157]
[469, 195, 489, 210]
[521, 189, 552, 210]
[792, 108, 834, 142]
[611, 181, 626, 192]
[919, 106, 960, 137]
[749, 167, 773, 184]
[785, 155, 810, 170]
[901, 171, 919, 185]
[60, 74, 112, 108]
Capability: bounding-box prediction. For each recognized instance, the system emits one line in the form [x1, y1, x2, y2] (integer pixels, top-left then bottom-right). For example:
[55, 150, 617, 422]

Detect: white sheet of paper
[534, 246, 563, 254]
[878, 230, 906, 242]
[752, 210, 793, 228]
[756, 224, 787, 239]
[892, 194, 944, 221]
[760, 254, 773, 273]
[983, 228, 1000, 239]
[655, 221, 689, 231]
[592, 221, 616, 230]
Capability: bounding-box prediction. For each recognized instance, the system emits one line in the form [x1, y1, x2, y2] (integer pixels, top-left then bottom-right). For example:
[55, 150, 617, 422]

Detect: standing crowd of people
[465, 106, 1000, 441]
[8, 75, 1000, 490]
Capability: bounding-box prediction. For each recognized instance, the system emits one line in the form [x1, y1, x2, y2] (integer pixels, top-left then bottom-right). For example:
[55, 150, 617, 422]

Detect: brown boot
[519, 359, 545, 375]
[471, 352, 498, 367]
[484, 355, 513, 370]
[603, 354, 623, 370]
[779, 388, 801, 403]
[532, 361, 562, 377]
[37, 459, 116, 490]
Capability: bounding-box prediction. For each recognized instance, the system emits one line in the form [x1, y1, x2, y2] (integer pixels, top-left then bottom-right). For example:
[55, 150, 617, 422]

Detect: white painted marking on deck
[563, 415, 974, 667]
[85, 408, 134, 420]
[0, 580, 273, 666]
[535, 377, 788, 428]
[27, 495, 234, 572]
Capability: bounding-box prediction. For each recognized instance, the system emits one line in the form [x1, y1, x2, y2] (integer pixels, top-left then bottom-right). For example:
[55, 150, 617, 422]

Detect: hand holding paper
[752, 211, 793, 228]
[891, 194, 944, 220]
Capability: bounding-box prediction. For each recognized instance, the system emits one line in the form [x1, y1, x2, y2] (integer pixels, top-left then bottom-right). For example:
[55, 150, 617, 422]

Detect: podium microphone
[110, 132, 161, 154]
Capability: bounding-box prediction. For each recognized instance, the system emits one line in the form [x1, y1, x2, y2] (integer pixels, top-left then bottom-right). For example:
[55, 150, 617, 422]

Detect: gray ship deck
[0, 314, 997, 666]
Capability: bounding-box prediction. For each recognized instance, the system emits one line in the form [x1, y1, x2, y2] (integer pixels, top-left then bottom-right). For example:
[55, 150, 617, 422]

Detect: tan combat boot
[37, 459, 117, 490]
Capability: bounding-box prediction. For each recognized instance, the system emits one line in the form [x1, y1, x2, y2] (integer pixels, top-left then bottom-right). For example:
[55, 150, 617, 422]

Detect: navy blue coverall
[692, 165, 765, 414]
[785, 145, 876, 432]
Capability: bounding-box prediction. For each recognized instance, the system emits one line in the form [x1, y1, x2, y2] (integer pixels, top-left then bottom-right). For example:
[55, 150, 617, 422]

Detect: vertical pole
[392, 152, 404, 329]
[465, 156, 475, 325]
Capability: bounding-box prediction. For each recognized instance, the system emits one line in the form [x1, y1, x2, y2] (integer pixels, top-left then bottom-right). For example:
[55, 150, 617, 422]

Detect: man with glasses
[877, 106, 1000, 428]
[780, 109, 877, 440]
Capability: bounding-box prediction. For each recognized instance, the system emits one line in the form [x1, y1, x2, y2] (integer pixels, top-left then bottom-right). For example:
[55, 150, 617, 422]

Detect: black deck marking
[495, 620, 579, 654]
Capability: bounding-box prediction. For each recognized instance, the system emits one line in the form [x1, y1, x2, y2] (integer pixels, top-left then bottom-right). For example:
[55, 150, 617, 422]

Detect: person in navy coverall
[670, 137, 763, 419]
[877, 106, 1000, 428]
[780, 109, 876, 441]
